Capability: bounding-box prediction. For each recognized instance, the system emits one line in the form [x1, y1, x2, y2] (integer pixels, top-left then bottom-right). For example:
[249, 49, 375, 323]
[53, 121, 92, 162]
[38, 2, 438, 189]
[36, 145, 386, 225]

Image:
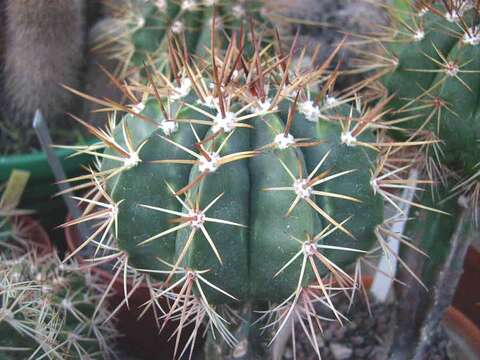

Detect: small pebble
[333, 327, 347, 339]
[284, 348, 293, 359]
[315, 335, 325, 348]
[330, 343, 352, 360]
[354, 347, 370, 357]
[323, 329, 333, 341]
[351, 336, 364, 345]
[346, 322, 357, 331]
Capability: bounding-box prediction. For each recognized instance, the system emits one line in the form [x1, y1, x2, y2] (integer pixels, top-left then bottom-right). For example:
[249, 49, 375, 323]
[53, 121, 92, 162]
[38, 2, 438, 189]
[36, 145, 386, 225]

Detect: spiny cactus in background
[64, 26, 440, 359]
[81, 0, 264, 125]
[0, 251, 118, 359]
[342, 2, 480, 357]
[0, 172, 118, 359]
[2, 0, 85, 128]
[362, 0, 480, 218]
[91, 0, 265, 79]
[0, 209, 32, 251]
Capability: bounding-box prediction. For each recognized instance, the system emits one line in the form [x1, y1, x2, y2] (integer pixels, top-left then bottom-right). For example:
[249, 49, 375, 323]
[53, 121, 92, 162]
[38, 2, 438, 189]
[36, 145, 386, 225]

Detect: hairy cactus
[367, 0, 480, 213]
[2, 0, 85, 127]
[65, 27, 438, 358]
[0, 252, 118, 359]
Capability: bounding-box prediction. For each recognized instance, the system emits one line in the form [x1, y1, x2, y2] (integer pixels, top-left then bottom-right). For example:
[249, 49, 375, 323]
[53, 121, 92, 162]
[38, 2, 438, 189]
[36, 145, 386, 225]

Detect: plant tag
[0, 170, 30, 210]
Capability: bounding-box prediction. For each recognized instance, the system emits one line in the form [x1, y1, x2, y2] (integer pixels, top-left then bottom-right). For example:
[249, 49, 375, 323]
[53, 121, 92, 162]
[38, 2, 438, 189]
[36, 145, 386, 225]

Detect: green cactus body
[129, 1, 180, 67]
[95, 92, 383, 307]
[103, 100, 210, 271]
[289, 104, 383, 268]
[381, 2, 480, 176]
[68, 28, 396, 356]
[249, 114, 316, 303]
[129, 0, 210, 62]
[100, 0, 256, 78]
[195, 5, 227, 57]
[402, 188, 460, 286]
[177, 128, 251, 303]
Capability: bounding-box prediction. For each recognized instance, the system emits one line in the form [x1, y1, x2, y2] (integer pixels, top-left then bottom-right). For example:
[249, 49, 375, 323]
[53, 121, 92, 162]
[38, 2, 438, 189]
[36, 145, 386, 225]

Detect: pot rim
[0, 138, 96, 182]
[15, 215, 53, 255]
[443, 306, 480, 356]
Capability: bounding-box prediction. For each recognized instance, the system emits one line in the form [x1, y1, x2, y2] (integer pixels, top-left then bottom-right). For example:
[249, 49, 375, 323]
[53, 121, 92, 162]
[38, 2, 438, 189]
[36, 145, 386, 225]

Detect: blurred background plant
[0, 171, 119, 359]
[0, 0, 86, 153]
[0, 250, 119, 359]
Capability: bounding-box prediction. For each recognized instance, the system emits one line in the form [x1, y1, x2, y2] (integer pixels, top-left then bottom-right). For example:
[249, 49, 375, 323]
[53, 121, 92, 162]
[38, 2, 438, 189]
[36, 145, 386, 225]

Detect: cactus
[363, 0, 480, 217]
[81, 0, 267, 124]
[64, 25, 442, 358]
[343, 1, 480, 357]
[0, 172, 117, 359]
[0, 251, 118, 359]
[92, 0, 262, 79]
[2, 0, 85, 128]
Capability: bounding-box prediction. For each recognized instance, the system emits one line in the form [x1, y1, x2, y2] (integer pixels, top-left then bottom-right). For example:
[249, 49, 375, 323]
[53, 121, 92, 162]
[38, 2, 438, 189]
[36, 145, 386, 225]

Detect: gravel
[282, 295, 459, 360]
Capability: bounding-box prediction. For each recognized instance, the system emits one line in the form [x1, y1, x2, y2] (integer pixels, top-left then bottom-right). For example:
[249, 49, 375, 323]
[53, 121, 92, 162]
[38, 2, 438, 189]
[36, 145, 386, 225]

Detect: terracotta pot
[64, 219, 201, 360]
[454, 246, 480, 328]
[13, 215, 53, 255]
[443, 306, 480, 359]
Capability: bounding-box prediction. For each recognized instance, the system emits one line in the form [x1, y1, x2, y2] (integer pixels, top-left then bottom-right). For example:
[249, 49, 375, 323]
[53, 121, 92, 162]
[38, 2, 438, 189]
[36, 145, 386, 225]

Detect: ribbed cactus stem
[372, 1, 480, 207]
[64, 21, 444, 358]
[92, 0, 260, 80]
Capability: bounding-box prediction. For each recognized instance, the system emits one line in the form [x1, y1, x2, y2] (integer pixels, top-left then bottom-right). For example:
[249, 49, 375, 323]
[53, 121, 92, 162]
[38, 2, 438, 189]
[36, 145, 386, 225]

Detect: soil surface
[282, 296, 459, 360]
